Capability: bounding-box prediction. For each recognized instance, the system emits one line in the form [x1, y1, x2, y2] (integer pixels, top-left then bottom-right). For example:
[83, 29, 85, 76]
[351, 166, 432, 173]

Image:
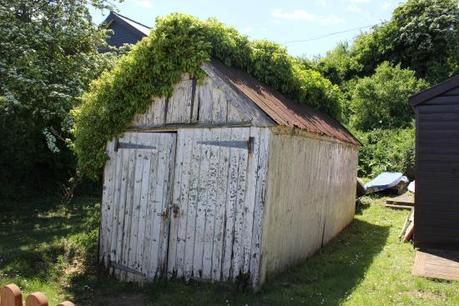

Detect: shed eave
[410, 75, 459, 108]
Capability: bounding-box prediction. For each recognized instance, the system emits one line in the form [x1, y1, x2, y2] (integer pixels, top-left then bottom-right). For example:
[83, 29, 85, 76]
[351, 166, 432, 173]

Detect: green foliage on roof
[72, 13, 344, 178]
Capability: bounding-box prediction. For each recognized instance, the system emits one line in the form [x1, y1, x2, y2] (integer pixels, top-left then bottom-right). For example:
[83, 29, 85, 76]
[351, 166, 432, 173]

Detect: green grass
[1, 195, 458, 305]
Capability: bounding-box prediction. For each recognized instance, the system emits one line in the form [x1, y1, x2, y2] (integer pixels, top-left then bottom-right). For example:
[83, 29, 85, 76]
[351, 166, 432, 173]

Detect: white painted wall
[259, 130, 358, 285]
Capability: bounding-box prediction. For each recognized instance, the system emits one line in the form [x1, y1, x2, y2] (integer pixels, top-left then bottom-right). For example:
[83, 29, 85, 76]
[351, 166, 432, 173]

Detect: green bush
[350, 62, 427, 131]
[355, 128, 415, 179]
[73, 14, 344, 179]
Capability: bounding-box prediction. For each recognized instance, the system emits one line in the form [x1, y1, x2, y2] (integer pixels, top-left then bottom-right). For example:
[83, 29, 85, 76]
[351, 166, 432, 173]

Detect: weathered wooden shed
[410, 75, 459, 250]
[99, 60, 359, 288]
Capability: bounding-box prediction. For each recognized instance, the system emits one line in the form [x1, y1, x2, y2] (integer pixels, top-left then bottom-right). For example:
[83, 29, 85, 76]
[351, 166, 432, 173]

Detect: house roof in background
[410, 75, 459, 107]
[208, 60, 360, 146]
[103, 11, 151, 37]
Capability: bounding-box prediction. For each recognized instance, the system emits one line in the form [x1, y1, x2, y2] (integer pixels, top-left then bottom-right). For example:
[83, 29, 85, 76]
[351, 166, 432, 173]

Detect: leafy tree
[350, 0, 458, 83]
[350, 62, 427, 131]
[0, 0, 118, 196]
[315, 42, 361, 85]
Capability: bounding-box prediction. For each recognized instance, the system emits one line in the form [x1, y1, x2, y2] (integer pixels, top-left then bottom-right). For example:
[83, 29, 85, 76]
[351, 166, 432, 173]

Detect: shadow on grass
[66, 218, 389, 306]
[1, 196, 389, 306]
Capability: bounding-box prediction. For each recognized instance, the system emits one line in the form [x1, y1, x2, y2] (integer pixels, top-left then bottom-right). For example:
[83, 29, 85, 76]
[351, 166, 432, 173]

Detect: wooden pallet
[413, 249, 459, 281]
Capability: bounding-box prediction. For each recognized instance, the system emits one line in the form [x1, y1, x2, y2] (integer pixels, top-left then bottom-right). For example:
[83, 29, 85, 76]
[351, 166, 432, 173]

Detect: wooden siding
[100, 132, 176, 281]
[259, 132, 358, 284]
[166, 127, 270, 285]
[130, 70, 273, 129]
[415, 86, 459, 249]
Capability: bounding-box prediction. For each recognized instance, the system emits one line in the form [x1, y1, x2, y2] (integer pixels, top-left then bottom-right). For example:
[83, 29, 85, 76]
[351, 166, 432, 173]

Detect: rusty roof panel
[210, 60, 360, 145]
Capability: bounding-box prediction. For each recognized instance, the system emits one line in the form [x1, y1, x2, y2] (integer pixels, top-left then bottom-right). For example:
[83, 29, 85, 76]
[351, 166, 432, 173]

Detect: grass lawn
[1, 194, 458, 305]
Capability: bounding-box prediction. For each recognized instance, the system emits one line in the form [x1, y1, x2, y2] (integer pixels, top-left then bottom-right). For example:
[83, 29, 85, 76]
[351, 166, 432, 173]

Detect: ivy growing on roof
[72, 13, 344, 178]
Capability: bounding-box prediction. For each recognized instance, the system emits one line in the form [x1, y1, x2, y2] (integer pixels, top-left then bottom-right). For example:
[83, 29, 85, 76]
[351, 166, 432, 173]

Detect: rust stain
[210, 60, 360, 146]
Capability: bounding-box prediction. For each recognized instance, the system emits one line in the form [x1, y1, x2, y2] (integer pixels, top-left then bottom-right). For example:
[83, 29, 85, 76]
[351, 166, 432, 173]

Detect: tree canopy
[0, 0, 117, 194]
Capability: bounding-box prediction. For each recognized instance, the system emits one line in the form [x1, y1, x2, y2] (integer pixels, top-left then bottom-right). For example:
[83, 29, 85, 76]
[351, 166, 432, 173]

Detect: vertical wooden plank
[231, 128, 250, 279]
[193, 129, 211, 278]
[175, 129, 194, 278]
[211, 89, 227, 124]
[144, 136, 161, 280]
[167, 131, 184, 278]
[166, 78, 193, 124]
[109, 136, 124, 275]
[25, 293, 48, 306]
[134, 134, 154, 281]
[119, 134, 137, 281]
[159, 133, 177, 276]
[250, 128, 270, 287]
[241, 128, 260, 274]
[112, 133, 131, 279]
[0, 284, 22, 306]
[197, 79, 214, 123]
[184, 129, 202, 280]
[127, 142, 145, 281]
[222, 129, 239, 280]
[148, 134, 165, 278]
[211, 128, 231, 281]
[100, 139, 116, 266]
[202, 129, 220, 279]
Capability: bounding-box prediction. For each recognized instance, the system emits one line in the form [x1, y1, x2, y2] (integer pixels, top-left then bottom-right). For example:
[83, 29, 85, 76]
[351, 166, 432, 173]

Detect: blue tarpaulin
[365, 172, 405, 193]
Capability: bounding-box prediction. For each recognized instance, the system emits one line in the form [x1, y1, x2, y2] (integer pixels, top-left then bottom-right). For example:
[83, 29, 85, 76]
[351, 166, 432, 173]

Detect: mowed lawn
[1, 195, 458, 305]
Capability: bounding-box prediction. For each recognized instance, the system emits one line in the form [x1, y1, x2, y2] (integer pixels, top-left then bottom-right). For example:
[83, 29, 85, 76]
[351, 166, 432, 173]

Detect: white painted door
[166, 128, 269, 283]
[100, 132, 176, 281]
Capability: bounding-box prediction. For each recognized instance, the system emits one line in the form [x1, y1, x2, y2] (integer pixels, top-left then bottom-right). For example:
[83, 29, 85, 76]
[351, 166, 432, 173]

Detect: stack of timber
[385, 192, 415, 209]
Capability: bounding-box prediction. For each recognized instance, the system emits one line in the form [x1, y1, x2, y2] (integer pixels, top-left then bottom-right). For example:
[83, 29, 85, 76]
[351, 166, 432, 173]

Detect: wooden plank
[211, 128, 231, 281]
[202, 129, 220, 279]
[134, 134, 154, 281]
[232, 128, 250, 280]
[197, 78, 214, 123]
[250, 128, 270, 287]
[175, 130, 194, 278]
[127, 145, 145, 281]
[166, 78, 193, 124]
[100, 139, 116, 266]
[167, 132, 183, 278]
[159, 133, 176, 276]
[193, 129, 211, 278]
[144, 136, 161, 280]
[120, 134, 137, 281]
[184, 129, 203, 280]
[242, 128, 260, 275]
[385, 193, 415, 206]
[413, 249, 459, 281]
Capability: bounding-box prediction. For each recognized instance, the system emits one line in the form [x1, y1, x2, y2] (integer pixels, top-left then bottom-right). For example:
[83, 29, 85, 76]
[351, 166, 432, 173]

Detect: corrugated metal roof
[210, 60, 360, 146]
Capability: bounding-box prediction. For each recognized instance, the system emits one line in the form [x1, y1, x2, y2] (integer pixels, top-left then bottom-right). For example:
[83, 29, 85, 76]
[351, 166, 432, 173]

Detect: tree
[350, 62, 427, 131]
[0, 0, 118, 196]
[350, 0, 459, 83]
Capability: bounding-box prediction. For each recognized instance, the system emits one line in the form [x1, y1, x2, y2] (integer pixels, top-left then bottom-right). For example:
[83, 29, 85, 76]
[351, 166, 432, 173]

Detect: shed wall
[415, 86, 459, 249]
[130, 70, 273, 129]
[259, 131, 358, 283]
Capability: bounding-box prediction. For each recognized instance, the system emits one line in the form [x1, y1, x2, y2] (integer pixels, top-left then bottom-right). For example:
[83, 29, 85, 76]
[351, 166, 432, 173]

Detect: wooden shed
[99, 60, 359, 288]
[410, 75, 459, 250]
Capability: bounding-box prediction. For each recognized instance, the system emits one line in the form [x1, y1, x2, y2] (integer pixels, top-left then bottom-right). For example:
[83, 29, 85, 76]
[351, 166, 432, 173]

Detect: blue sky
[91, 0, 404, 58]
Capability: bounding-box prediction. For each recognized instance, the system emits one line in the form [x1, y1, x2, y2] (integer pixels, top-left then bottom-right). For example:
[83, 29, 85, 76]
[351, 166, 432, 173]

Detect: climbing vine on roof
[72, 13, 345, 178]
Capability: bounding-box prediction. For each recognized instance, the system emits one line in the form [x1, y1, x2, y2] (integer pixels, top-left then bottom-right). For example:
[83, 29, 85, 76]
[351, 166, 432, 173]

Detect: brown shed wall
[414, 86, 459, 249]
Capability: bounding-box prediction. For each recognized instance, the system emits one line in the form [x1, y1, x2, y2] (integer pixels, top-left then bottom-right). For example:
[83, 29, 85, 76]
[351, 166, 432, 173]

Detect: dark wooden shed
[410, 75, 459, 250]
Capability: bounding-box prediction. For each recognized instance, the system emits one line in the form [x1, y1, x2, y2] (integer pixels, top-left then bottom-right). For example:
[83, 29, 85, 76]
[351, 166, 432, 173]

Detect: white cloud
[349, 0, 371, 3]
[135, 0, 153, 8]
[271, 9, 344, 25]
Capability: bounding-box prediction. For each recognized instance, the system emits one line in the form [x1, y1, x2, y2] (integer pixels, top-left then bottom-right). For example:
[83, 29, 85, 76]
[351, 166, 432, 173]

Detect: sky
[91, 0, 404, 58]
